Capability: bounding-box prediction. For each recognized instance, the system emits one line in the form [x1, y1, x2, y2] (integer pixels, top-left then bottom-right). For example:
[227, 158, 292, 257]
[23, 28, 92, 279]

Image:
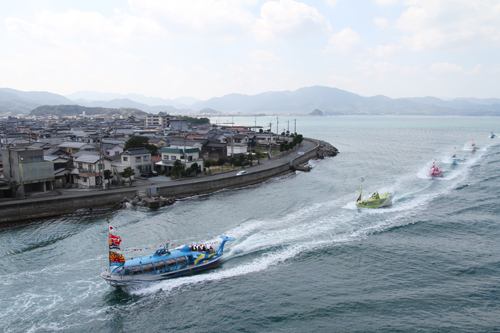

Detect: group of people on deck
[189, 244, 214, 253]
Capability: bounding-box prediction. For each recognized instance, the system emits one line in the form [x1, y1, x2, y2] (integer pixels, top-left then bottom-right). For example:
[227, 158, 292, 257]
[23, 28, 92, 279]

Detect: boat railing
[101, 267, 111, 278]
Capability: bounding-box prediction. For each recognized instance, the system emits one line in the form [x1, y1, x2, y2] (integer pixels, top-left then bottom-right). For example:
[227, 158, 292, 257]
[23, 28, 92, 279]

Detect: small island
[309, 109, 324, 116]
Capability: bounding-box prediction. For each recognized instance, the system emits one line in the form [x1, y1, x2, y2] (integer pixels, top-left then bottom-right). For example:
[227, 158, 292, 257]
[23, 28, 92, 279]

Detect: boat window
[132, 265, 143, 275]
[114, 267, 124, 275]
[142, 263, 155, 273]
[165, 258, 176, 268]
[175, 256, 187, 265]
[154, 260, 166, 270]
[124, 267, 132, 275]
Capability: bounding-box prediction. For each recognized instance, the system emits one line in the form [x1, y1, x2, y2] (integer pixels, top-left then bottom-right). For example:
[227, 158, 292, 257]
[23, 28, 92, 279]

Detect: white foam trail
[133, 244, 307, 296]
[133, 142, 490, 297]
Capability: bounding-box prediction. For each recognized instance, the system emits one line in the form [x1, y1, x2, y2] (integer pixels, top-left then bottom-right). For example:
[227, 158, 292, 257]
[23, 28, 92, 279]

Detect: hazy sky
[1, 0, 499, 100]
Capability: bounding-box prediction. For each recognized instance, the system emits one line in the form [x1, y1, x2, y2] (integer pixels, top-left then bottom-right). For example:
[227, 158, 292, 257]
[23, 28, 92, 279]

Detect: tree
[217, 158, 225, 171]
[255, 151, 262, 164]
[103, 169, 113, 189]
[124, 136, 149, 150]
[259, 128, 263, 133]
[120, 167, 135, 186]
[247, 153, 253, 166]
[144, 143, 158, 156]
[229, 156, 236, 169]
[9, 181, 21, 198]
[238, 154, 246, 168]
[124, 136, 158, 155]
[294, 134, 303, 144]
[189, 162, 200, 177]
[172, 159, 184, 179]
[203, 159, 212, 172]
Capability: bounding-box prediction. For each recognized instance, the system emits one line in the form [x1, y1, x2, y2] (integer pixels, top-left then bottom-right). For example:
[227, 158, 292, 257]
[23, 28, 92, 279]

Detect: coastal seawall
[0, 138, 326, 225]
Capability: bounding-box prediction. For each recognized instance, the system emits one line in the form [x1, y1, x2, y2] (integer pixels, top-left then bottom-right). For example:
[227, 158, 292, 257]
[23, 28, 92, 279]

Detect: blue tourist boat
[101, 226, 235, 287]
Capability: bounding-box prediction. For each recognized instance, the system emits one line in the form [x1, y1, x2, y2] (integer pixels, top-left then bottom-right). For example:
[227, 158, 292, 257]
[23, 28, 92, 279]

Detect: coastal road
[0, 139, 317, 206]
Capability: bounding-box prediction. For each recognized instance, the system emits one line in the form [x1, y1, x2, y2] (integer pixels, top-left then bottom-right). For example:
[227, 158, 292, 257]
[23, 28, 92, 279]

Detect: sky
[1, 0, 500, 100]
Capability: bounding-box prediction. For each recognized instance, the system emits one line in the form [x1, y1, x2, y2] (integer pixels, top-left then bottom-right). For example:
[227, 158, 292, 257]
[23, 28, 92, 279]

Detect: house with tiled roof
[112, 148, 153, 177]
[72, 154, 113, 188]
[156, 146, 202, 172]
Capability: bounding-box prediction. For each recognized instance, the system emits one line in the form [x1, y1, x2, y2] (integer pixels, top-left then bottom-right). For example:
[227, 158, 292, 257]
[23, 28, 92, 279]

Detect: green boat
[356, 189, 392, 209]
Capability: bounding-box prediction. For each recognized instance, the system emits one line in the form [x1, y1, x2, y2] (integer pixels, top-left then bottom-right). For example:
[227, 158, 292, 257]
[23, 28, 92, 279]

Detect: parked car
[236, 170, 248, 176]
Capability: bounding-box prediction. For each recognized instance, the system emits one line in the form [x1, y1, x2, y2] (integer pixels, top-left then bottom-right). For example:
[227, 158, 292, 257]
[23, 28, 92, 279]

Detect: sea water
[1, 116, 499, 332]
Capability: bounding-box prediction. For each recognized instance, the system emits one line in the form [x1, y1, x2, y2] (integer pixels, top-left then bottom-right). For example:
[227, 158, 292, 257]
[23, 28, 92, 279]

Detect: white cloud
[430, 62, 463, 74]
[325, 0, 341, 7]
[374, 0, 399, 5]
[325, 28, 361, 54]
[466, 64, 484, 75]
[395, 0, 500, 51]
[5, 9, 163, 46]
[367, 44, 401, 57]
[128, 0, 256, 42]
[248, 50, 282, 63]
[253, 0, 331, 41]
[373, 17, 389, 28]
[356, 59, 420, 76]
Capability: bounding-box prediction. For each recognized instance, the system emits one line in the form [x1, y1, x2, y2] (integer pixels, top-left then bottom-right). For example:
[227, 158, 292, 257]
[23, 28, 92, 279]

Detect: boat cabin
[112, 253, 194, 276]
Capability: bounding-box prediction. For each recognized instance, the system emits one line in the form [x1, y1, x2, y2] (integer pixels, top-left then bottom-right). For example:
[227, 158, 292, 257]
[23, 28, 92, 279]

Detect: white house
[156, 146, 202, 172]
[73, 154, 112, 188]
[112, 148, 153, 176]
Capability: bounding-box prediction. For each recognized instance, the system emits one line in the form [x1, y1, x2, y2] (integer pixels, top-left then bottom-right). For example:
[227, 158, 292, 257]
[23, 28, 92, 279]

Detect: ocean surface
[1, 116, 500, 332]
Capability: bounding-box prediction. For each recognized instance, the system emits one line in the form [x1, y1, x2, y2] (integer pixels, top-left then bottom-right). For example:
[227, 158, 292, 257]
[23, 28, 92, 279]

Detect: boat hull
[101, 255, 223, 287]
[356, 193, 392, 209]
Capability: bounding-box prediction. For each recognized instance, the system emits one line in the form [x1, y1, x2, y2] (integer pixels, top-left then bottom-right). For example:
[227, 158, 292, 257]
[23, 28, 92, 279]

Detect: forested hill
[30, 105, 146, 117]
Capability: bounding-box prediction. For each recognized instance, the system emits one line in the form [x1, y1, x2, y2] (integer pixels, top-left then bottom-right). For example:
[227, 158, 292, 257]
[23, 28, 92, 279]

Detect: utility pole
[231, 116, 234, 157]
[183, 131, 187, 168]
[99, 124, 103, 189]
[286, 120, 289, 135]
[294, 119, 296, 134]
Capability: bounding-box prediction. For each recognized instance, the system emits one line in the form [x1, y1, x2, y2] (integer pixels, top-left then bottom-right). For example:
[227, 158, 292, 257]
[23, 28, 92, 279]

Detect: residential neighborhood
[0, 112, 297, 199]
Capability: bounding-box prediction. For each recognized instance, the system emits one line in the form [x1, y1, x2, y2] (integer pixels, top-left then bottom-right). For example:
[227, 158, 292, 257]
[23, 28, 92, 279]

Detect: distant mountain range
[66, 91, 199, 110]
[1, 86, 500, 116]
[30, 105, 146, 117]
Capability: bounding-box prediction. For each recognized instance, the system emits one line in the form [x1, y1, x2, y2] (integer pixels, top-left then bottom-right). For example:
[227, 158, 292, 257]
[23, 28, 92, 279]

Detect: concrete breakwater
[0, 138, 338, 224]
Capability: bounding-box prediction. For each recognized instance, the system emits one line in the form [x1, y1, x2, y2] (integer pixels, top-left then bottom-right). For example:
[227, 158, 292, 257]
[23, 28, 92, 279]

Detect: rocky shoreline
[316, 140, 339, 158]
[116, 193, 176, 209]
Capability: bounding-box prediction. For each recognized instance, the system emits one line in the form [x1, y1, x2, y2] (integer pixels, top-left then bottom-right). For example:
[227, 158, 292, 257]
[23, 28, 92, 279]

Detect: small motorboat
[490, 132, 496, 139]
[356, 188, 392, 209]
[101, 227, 235, 287]
[471, 140, 478, 151]
[430, 161, 443, 178]
[451, 148, 459, 165]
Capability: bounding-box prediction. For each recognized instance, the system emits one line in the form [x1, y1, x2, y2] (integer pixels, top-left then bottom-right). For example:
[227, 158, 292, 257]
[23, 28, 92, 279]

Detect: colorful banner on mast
[109, 225, 125, 266]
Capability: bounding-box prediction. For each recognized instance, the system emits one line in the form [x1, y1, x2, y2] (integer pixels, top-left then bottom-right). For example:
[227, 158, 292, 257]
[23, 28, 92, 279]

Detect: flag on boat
[356, 187, 362, 202]
[109, 251, 125, 266]
[109, 225, 122, 250]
